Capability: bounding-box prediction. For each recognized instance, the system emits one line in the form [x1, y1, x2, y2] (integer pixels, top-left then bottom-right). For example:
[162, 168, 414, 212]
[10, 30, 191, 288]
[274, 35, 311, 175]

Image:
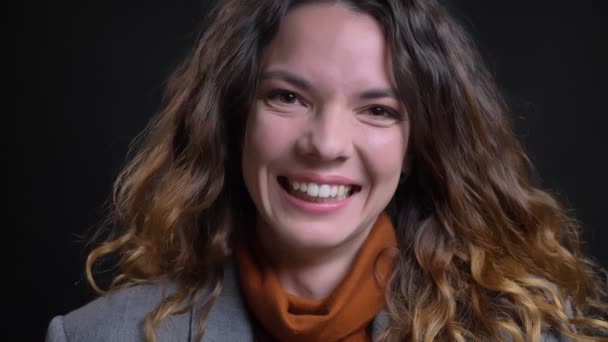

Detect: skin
[241, 3, 410, 300]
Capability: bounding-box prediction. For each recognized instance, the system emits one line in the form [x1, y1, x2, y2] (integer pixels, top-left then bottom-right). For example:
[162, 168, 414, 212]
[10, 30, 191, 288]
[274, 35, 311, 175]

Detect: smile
[277, 176, 361, 203]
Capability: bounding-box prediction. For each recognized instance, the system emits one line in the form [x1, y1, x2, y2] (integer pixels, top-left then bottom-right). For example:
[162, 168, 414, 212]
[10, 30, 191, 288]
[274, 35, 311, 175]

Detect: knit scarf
[236, 213, 397, 341]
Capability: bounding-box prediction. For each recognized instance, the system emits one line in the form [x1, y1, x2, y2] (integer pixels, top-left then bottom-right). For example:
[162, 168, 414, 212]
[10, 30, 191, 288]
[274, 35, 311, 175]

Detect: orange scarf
[236, 213, 397, 342]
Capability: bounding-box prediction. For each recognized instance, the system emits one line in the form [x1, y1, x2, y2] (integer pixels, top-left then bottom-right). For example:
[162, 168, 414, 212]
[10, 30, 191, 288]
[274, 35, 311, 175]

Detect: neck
[257, 220, 376, 300]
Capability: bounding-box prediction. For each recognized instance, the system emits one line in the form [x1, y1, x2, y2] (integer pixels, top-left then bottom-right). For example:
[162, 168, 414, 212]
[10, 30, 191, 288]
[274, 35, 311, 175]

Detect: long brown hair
[85, 0, 608, 340]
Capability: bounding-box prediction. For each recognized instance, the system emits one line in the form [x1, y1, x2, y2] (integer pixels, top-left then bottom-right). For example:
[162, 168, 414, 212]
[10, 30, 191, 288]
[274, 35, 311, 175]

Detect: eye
[265, 89, 304, 106]
[358, 105, 404, 127]
[365, 106, 399, 119]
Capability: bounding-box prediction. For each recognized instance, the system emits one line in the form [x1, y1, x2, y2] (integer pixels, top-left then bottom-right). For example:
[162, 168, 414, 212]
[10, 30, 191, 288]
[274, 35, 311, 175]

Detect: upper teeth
[289, 181, 352, 198]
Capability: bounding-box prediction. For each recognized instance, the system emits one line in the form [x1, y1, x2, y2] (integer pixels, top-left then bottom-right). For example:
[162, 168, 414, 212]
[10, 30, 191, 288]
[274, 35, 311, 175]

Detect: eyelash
[264, 88, 400, 120]
[365, 106, 400, 119]
[265, 89, 303, 105]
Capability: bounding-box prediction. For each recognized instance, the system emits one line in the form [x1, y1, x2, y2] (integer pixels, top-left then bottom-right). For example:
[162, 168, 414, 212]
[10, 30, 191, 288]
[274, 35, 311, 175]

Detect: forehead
[260, 3, 392, 91]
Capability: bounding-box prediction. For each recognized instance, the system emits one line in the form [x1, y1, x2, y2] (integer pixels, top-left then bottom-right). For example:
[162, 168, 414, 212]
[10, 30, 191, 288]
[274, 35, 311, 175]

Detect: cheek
[243, 107, 299, 166]
[360, 125, 409, 180]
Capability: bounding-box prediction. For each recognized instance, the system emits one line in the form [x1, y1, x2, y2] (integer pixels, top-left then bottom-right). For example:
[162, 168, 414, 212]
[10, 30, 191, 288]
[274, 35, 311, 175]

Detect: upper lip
[280, 172, 358, 186]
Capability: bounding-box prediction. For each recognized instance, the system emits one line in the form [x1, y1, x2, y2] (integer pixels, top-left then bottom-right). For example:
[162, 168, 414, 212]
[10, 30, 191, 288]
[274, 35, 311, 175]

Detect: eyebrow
[260, 69, 398, 101]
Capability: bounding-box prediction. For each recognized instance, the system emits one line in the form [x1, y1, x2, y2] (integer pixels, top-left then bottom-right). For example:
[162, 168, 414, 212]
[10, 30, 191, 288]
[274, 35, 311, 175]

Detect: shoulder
[46, 260, 255, 342]
[45, 282, 191, 342]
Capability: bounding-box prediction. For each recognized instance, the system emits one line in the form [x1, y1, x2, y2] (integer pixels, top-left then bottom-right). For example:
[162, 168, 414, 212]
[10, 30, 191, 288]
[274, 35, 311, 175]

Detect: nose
[295, 106, 353, 162]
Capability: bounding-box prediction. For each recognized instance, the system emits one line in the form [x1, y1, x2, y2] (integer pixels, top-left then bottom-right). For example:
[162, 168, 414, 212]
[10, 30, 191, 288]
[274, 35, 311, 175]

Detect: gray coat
[46, 261, 570, 341]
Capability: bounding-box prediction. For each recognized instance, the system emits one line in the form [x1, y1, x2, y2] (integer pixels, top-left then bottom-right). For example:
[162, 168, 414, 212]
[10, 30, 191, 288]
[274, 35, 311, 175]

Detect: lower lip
[277, 180, 356, 214]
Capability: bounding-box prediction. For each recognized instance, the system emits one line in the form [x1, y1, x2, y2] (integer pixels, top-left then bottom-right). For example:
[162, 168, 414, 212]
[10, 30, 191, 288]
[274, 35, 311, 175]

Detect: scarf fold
[236, 213, 397, 342]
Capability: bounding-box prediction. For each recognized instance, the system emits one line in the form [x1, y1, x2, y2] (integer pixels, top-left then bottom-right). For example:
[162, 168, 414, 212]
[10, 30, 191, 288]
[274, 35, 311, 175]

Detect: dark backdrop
[24, 1, 607, 341]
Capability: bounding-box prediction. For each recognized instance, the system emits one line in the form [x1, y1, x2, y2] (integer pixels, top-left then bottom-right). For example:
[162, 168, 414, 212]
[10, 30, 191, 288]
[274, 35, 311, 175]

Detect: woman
[46, 0, 608, 341]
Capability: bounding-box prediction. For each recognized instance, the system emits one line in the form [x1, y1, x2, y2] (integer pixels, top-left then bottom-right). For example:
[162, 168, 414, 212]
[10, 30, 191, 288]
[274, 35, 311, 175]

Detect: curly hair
[85, 0, 608, 341]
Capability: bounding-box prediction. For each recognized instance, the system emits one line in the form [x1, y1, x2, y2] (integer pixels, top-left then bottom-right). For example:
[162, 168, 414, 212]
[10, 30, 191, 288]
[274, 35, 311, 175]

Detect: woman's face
[242, 3, 409, 254]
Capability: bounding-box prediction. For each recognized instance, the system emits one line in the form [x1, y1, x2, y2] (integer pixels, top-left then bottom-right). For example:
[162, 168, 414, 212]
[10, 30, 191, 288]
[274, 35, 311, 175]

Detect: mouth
[277, 176, 362, 203]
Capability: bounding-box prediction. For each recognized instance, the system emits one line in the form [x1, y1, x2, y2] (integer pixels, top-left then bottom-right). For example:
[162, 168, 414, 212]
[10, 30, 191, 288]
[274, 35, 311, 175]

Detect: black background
[23, 1, 607, 341]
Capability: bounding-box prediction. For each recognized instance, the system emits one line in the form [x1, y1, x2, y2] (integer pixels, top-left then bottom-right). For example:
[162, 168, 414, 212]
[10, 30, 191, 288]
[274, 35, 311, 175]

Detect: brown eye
[266, 89, 301, 105]
[367, 106, 398, 119]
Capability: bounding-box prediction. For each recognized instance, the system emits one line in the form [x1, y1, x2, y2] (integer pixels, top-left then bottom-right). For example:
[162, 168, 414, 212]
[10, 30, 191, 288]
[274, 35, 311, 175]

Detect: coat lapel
[197, 259, 255, 341]
[371, 309, 389, 341]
